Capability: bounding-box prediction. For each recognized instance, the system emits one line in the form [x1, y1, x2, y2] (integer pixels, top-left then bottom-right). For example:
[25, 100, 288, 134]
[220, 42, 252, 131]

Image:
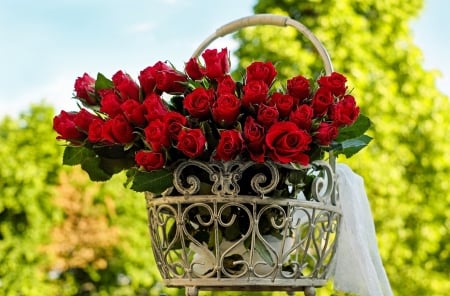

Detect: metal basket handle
[192, 14, 333, 75]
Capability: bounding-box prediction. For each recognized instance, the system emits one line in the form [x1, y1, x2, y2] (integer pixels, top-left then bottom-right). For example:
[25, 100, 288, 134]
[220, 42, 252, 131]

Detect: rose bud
[112, 70, 140, 101]
[88, 118, 105, 143]
[144, 119, 170, 152]
[257, 103, 279, 128]
[183, 87, 214, 119]
[201, 48, 230, 80]
[185, 57, 204, 80]
[74, 73, 97, 105]
[269, 92, 295, 118]
[163, 111, 188, 141]
[99, 89, 122, 118]
[317, 72, 347, 97]
[289, 104, 314, 131]
[245, 61, 277, 86]
[287, 75, 310, 101]
[212, 93, 241, 127]
[314, 122, 339, 146]
[329, 94, 360, 127]
[135, 150, 165, 171]
[214, 129, 244, 161]
[153, 65, 187, 94]
[311, 87, 334, 117]
[121, 99, 147, 127]
[108, 114, 135, 144]
[216, 75, 237, 95]
[242, 80, 269, 108]
[177, 128, 206, 158]
[243, 116, 266, 163]
[53, 111, 85, 142]
[73, 109, 98, 133]
[143, 93, 168, 121]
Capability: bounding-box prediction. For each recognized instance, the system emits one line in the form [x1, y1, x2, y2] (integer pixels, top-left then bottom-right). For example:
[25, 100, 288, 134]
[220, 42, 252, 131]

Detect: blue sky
[1, 0, 449, 118]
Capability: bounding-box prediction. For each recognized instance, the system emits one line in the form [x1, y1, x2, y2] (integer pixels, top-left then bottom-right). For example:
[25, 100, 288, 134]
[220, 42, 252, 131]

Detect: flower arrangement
[53, 47, 371, 195]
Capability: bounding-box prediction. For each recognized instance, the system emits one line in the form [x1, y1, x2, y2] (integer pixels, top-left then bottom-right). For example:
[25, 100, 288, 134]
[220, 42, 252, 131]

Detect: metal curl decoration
[172, 160, 281, 197]
[310, 160, 336, 205]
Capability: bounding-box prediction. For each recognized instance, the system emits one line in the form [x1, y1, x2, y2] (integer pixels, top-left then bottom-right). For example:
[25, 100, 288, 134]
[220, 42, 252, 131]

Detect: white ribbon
[333, 164, 393, 296]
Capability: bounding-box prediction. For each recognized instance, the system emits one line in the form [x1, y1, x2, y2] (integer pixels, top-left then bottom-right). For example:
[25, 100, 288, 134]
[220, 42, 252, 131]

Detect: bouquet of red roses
[53, 47, 371, 194]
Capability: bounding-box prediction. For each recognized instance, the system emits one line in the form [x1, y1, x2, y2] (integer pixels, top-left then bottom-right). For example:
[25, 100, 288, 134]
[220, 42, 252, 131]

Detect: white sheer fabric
[333, 164, 393, 296]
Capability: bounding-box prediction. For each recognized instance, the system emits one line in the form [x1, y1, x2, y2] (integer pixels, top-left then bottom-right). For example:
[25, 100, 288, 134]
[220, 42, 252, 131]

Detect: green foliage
[127, 168, 173, 194]
[0, 104, 167, 295]
[234, 0, 450, 294]
[0, 104, 64, 295]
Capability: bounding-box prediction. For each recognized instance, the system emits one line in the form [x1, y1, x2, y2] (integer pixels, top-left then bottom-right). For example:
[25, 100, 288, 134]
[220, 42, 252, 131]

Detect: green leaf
[63, 146, 95, 166]
[129, 169, 173, 194]
[95, 73, 114, 91]
[333, 135, 373, 158]
[255, 239, 274, 265]
[336, 114, 372, 141]
[81, 156, 113, 181]
[100, 157, 134, 175]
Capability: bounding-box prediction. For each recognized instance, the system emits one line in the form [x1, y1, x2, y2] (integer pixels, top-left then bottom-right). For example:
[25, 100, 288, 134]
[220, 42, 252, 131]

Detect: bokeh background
[1, 0, 449, 295]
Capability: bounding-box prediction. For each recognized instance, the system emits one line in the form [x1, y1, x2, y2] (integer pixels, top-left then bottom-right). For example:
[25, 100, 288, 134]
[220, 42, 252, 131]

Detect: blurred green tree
[0, 104, 64, 295]
[232, 0, 450, 295]
[0, 105, 173, 295]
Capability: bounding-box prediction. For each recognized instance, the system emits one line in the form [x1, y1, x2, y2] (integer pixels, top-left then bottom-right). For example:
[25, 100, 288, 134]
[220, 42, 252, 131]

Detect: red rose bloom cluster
[53, 47, 360, 173]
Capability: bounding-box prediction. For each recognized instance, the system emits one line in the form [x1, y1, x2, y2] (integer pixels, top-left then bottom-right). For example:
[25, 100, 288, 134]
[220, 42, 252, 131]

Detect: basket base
[165, 278, 324, 296]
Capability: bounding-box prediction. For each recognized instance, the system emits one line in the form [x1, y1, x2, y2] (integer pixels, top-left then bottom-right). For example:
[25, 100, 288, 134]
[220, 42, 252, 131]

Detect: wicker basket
[146, 14, 340, 296]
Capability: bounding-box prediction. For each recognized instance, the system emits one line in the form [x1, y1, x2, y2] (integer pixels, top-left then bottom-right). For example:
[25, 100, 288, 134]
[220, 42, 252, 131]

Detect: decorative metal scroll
[171, 159, 337, 205]
[146, 160, 341, 295]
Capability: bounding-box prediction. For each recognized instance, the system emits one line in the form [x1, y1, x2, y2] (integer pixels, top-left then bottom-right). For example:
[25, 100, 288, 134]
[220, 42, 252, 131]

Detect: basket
[146, 14, 340, 296]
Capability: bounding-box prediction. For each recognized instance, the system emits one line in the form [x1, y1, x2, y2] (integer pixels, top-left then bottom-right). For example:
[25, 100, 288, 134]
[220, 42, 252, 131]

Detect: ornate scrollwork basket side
[146, 159, 340, 296]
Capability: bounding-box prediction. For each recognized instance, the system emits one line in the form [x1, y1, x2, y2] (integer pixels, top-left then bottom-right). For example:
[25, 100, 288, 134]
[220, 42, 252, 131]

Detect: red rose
[216, 75, 236, 95]
[183, 87, 214, 119]
[245, 61, 277, 86]
[311, 87, 334, 116]
[163, 111, 188, 141]
[201, 48, 230, 79]
[100, 120, 116, 144]
[317, 72, 347, 97]
[153, 65, 187, 94]
[139, 62, 166, 95]
[257, 104, 279, 128]
[121, 99, 147, 127]
[289, 104, 314, 130]
[265, 122, 312, 165]
[74, 73, 96, 105]
[99, 89, 122, 118]
[73, 109, 98, 133]
[135, 150, 165, 171]
[242, 80, 269, 108]
[185, 57, 204, 80]
[143, 93, 168, 121]
[177, 128, 206, 158]
[53, 111, 85, 142]
[243, 116, 266, 163]
[144, 119, 170, 152]
[214, 129, 244, 161]
[88, 118, 104, 143]
[108, 114, 134, 144]
[329, 94, 360, 126]
[112, 70, 140, 101]
[270, 92, 295, 118]
[314, 122, 338, 146]
[212, 93, 241, 127]
[287, 75, 310, 101]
